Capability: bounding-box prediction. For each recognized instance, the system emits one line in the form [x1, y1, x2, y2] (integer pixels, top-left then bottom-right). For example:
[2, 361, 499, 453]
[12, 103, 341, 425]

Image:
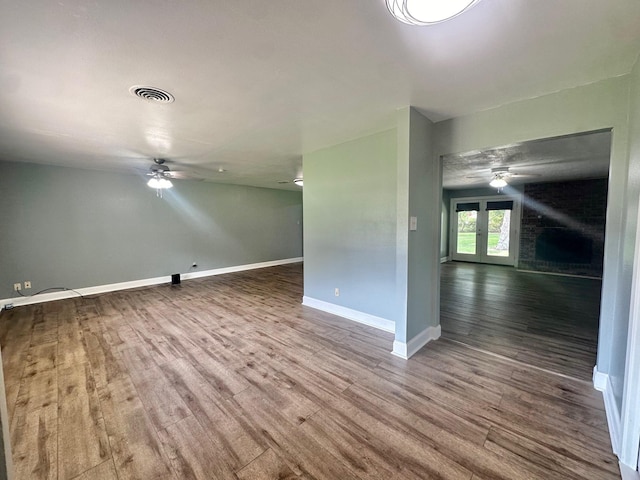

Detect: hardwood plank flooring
[440, 261, 601, 381]
[1, 263, 618, 479]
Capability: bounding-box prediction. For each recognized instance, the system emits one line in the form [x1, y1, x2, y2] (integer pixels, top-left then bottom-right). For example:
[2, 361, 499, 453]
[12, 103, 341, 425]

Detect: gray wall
[0, 161, 303, 300]
[402, 108, 440, 341]
[303, 129, 401, 321]
[303, 109, 440, 350]
[446, 185, 525, 199]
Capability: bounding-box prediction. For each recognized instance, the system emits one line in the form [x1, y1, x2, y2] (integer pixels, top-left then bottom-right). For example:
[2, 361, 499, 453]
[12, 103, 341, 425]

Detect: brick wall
[518, 178, 607, 277]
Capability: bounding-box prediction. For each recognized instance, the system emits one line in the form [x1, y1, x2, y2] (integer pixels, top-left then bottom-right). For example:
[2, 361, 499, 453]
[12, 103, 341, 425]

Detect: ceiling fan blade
[166, 170, 190, 180]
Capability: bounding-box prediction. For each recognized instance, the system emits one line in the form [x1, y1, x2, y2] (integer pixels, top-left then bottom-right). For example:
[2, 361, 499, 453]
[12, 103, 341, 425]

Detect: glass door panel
[451, 196, 519, 266]
[456, 210, 478, 255]
[487, 209, 511, 257]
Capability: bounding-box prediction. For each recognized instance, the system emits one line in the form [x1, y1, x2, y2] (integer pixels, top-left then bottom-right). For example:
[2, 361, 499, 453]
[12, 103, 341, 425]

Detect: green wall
[0, 161, 303, 300]
[303, 129, 402, 322]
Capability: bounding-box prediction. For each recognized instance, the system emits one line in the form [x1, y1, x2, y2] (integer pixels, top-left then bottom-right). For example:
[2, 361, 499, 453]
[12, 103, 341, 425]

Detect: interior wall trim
[0, 257, 304, 308]
[594, 367, 621, 456]
[440, 256, 450, 263]
[391, 324, 441, 360]
[301, 296, 395, 333]
[593, 367, 608, 391]
[620, 205, 640, 471]
[619, 462, 640, 480]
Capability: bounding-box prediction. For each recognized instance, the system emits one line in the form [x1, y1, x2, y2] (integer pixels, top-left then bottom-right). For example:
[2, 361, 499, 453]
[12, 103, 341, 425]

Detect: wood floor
[440, 262, 602, 381]
[0, 263, 618, 479]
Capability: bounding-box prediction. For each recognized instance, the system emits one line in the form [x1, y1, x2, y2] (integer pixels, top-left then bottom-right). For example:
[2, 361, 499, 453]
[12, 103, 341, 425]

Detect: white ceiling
[1, 0, 639, 190]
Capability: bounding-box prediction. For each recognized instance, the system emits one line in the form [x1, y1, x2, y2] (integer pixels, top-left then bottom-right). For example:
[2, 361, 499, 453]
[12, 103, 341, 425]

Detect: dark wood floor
[440, 262, 602, 381]
[0, 263, 618, 479]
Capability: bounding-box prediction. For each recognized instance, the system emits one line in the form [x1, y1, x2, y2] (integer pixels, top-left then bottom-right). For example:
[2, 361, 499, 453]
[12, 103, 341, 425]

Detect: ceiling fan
[146, 158, 199, 196]
[467, 167, 540, 188]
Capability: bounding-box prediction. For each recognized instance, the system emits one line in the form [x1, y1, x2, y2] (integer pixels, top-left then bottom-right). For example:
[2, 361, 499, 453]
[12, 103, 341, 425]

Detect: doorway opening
[440, 129, 611, 381]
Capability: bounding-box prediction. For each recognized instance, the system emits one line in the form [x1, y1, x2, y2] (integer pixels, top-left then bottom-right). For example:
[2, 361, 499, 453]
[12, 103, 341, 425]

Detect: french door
[450, 196, 520, 266]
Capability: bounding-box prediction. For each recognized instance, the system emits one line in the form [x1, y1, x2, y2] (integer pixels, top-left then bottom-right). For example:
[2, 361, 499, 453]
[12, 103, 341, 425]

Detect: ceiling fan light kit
[489, 176, 508, 189]
[147, 176, 173, 190]
[385, 0, 481, 26]
[146, 158, 174, 197]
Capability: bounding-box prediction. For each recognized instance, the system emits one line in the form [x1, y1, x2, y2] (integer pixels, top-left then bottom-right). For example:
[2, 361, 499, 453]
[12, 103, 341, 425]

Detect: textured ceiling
[442, 130, 612, 189]
[0, 1, 639, 189]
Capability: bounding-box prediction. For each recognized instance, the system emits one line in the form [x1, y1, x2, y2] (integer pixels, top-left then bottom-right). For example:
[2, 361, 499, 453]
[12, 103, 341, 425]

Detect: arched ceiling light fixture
[385, 0, 481, 26]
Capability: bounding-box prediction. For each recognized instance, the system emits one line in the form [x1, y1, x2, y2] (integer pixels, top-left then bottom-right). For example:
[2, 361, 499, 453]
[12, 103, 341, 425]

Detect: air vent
[130, 86, 175, 103]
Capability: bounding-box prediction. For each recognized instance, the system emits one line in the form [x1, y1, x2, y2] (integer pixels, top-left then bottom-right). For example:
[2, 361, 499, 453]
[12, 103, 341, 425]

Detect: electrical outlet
[24, 281, 31, 289]
[13, 283, 21, 292]
[334, 288, 340, 297]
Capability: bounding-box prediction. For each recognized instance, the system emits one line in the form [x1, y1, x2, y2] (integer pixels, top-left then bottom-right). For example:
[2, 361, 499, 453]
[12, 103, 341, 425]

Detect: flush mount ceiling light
[293, 178, 304, 187]
[385, 0, 481, 26]
[489, 173, 508, 189]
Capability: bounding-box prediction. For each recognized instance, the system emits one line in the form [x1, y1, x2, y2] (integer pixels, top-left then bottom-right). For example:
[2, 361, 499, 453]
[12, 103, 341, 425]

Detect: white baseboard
[593, 366, 608, 391]
[620, 462, 640, 480]
[594, 367, 621, 456]
[517, 268, 601, 280]
[391, 324, 441, 360]
[301, 296, 395, 333]
[1, 257, 304, 308]
[181, 257, 303, 281]
[440, 256, 450, 263]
